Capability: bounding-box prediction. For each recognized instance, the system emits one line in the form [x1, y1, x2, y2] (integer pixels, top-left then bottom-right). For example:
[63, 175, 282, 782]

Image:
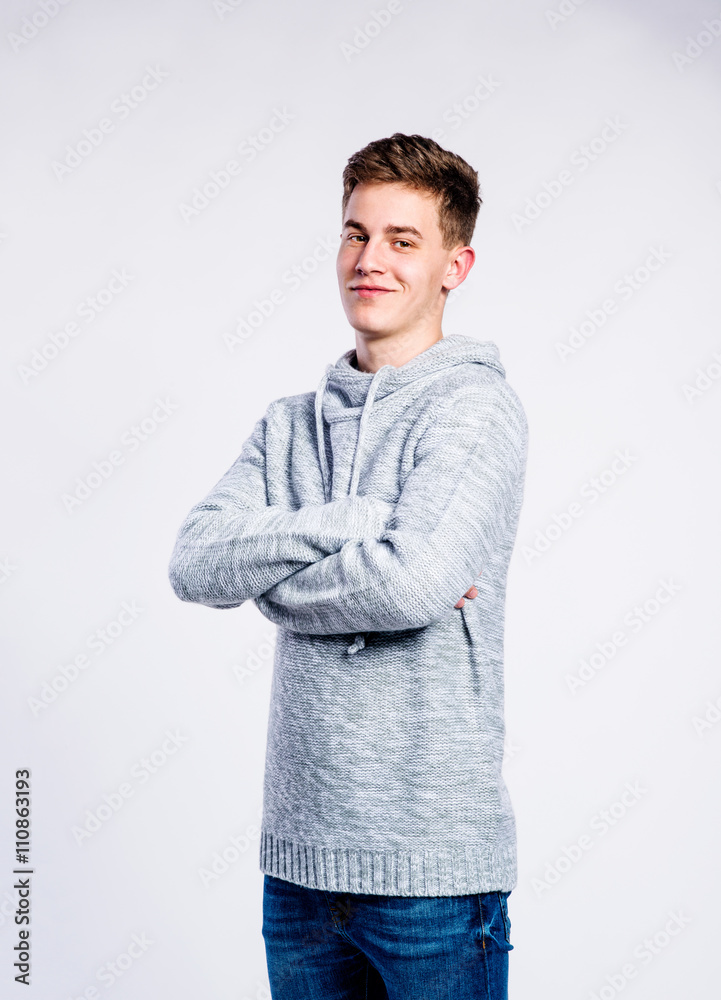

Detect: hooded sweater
[168, 333, 528, 897]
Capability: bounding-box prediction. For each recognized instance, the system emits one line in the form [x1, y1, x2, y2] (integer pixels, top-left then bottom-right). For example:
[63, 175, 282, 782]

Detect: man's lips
[350, 286, 394, 297]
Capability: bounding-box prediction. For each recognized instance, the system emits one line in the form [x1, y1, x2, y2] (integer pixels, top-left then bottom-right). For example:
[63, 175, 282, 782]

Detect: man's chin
[349, 323, 399, 340]
[344, 309, 397, 335]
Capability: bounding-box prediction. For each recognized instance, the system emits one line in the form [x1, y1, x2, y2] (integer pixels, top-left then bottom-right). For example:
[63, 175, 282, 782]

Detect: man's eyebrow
[342, 219, 424, 239]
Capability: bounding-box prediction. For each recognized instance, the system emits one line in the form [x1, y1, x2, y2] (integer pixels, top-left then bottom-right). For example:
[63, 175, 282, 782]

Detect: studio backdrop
[2, 0, 719, 997]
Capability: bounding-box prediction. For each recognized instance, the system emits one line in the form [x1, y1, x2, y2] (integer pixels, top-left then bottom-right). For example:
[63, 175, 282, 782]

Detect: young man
[169, 133, 528, 999]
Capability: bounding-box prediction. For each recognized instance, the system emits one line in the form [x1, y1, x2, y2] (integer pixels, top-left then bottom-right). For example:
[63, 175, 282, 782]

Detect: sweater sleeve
[168, 407, 395, 608]
[252, 380, 528, 633]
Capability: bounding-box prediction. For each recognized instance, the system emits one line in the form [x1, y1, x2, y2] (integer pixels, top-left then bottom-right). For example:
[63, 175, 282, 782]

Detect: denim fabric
[262, 873, 513, 999]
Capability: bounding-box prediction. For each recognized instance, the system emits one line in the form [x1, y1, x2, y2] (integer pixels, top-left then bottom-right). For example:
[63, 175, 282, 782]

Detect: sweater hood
[314, 334, 505, 504]
[313, 334, 505, 656]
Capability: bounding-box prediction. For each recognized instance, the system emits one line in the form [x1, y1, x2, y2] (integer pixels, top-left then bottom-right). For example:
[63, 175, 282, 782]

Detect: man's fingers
[454, 584, 478, 608]
[454, 570, 482, 609]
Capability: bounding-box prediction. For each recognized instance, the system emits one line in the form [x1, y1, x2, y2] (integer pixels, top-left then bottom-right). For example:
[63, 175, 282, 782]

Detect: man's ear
[443, 245, 475, 292]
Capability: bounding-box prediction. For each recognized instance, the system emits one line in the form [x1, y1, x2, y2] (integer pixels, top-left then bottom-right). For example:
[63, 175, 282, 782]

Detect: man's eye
[348, 234, 366, 242]
[394, 240, 411, 248]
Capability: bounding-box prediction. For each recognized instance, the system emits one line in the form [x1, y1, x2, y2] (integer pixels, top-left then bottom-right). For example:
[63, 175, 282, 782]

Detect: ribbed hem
[259, 830, 517, 896]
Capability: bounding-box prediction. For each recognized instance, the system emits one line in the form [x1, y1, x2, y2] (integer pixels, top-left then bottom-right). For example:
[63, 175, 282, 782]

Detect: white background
[2, 0, 720, 997]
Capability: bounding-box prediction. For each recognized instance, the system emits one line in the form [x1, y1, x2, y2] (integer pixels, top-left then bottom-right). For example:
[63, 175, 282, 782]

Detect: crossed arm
[168, 405, 397, 609]
[251, 381, 525, 634]
[169, 380, 526, 635]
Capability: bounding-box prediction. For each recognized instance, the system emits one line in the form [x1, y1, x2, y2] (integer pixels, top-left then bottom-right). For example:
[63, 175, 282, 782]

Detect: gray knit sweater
[168, 334, 528, 896]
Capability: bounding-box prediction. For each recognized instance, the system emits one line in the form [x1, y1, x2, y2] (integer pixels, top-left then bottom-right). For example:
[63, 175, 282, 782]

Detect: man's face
[336, 182, 471, 344]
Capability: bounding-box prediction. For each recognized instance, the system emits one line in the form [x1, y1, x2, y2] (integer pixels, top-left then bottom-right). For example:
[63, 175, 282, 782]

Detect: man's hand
[454, 572, 481, 609]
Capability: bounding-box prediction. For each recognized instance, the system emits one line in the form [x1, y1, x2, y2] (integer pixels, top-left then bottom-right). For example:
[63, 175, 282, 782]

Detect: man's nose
[355, 239, 384, 273]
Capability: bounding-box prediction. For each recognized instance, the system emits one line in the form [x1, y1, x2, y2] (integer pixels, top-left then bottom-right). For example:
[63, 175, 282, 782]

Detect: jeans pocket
[478, 890, 513, 954]
[498, 891, 512, 948]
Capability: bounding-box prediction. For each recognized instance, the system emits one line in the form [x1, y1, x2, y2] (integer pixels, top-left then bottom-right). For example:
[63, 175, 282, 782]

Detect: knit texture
[169, 334, 528, 896]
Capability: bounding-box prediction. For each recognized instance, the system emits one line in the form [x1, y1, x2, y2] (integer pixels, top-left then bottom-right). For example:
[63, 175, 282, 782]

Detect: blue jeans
[262, 874, 513, 999]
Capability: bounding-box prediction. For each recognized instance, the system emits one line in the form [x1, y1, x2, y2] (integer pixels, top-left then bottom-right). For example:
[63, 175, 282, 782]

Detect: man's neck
[353, 331, 445, 373]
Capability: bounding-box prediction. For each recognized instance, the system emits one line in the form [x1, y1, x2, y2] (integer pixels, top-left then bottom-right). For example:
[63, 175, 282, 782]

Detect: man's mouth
[350, 285, 394, 297]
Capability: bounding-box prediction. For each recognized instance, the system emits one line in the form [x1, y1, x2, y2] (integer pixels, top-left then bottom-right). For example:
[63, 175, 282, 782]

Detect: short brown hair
[341, 132, 482, 250]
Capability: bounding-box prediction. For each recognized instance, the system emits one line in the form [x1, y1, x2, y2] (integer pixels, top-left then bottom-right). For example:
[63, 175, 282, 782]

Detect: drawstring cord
[313, 362, 388, 655]
[314, 365, 333, 503]
[346, 633, 366, 654]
